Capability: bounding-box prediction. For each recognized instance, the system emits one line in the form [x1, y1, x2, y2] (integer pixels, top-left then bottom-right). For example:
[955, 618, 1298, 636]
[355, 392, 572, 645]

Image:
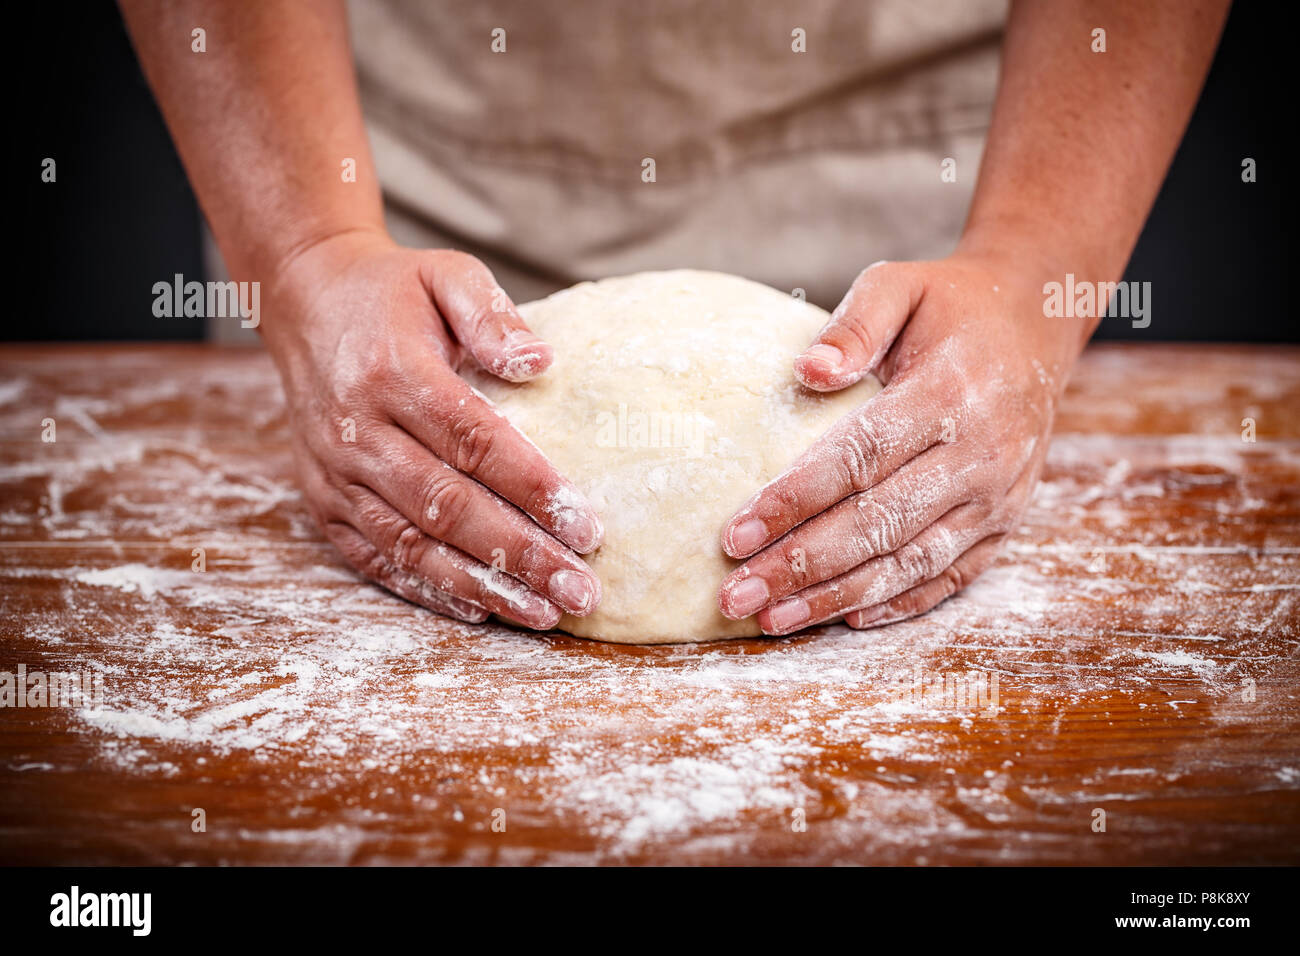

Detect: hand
[716, 254, 1077, 634]
[262, 230, 604, 629]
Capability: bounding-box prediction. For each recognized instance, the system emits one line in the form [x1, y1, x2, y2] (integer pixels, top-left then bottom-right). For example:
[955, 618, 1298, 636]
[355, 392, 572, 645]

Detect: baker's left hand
[717, 254, 1080, 634]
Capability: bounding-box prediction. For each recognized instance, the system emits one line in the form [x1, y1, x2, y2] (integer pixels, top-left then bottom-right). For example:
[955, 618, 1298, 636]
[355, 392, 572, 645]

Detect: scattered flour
[3, 348, 1297, 862]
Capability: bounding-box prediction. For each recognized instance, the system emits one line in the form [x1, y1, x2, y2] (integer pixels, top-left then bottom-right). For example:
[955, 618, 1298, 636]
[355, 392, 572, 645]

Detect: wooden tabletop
[1, 342, 1297, 865]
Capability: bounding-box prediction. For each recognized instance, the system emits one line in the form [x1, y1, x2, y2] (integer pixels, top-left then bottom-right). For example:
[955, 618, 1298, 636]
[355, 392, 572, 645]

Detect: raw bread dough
[467, 270, 881, 644]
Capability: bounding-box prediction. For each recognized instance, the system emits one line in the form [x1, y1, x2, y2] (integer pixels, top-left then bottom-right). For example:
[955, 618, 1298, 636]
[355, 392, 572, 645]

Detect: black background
[1, 865, 1286, 941]
[11, 2, 1291, 342]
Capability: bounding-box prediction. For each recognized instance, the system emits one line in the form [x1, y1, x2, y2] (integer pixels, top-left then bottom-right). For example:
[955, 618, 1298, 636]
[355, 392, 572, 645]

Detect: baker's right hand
[261, 230, 604, 629]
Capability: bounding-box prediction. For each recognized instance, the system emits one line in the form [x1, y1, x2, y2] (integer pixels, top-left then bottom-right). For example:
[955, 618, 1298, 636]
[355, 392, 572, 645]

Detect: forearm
[959, 0, 1229, 343]
[119, 0, 384, 283]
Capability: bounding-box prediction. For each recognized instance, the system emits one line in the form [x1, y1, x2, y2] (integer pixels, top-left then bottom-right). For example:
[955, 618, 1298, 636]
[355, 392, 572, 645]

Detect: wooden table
[1, 343, 1297, 865]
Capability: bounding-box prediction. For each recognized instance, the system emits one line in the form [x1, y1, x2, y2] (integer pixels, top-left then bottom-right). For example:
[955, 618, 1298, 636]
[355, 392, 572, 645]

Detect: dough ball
[466, 270, 880, 643]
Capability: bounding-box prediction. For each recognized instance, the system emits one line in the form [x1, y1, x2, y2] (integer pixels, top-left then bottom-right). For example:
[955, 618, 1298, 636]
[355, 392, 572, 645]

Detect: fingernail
[533, 602, 564, 630]
[556, 508, 602, 553]
[445, 596, 488, 623]
[847, 607, 880, 629]
[725, 576, 770, 618]
[411, 576, 484, 622]
[502, 334, 544, 358]
[850, 606, 912, 630]
[727, 518, 767, 556]
[802, 344, 844, 373]
[500, 327, 536, 348]
[766, 597, 810, 633]
[549, 569, 596, 614]
[497, 340, 549, 381]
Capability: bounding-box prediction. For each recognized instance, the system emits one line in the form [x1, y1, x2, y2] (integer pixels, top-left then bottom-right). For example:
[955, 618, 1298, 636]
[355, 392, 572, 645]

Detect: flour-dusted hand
[117, 2, 605, 630]
[705, 0, 1231, 633]
[717, 256, 1081, 633]
[264, 231, 603, 628]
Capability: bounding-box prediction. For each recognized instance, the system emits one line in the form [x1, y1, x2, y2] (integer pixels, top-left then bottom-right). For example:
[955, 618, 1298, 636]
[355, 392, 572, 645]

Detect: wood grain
[1, 342, 1297, 865]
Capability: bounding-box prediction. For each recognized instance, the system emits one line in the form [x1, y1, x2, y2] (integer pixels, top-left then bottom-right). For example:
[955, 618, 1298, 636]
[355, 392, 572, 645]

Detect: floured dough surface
[467, 270, 880, 643]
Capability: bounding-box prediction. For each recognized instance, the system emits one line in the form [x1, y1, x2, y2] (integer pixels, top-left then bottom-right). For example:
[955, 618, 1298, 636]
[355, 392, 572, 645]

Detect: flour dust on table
[466, 270, 881, 643]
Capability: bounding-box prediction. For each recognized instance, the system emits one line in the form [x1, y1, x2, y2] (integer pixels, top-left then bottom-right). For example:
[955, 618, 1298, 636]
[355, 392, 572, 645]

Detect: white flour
[14, 546, 1283, 855]
[2, 350, 1297, 860]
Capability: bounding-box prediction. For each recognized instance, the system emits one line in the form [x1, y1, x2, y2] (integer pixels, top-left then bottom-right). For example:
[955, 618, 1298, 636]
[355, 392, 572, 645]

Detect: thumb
[422, 250, 554, 382]
[795, 261, 922, 392]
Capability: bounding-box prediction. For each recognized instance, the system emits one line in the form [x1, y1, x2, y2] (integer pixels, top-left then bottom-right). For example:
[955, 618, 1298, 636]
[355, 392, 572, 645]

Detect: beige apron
[347, 0, 1007, 309]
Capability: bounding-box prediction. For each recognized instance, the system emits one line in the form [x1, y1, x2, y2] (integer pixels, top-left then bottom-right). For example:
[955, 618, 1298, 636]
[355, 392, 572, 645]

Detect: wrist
[945, 239, 1100, 366]
[258, 225, 395, 343]
[957, 214, 1123, 290]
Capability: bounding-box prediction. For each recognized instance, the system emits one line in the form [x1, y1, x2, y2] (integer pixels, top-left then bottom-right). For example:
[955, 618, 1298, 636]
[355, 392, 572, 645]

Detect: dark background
[12, 2, 1290, 342]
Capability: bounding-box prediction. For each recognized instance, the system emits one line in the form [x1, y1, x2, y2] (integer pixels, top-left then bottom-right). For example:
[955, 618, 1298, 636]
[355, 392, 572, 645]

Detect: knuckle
[894, 540, 934, 584]
[324, 521, 372, 570]
[388, 521, 427, 572]
[358, 551, 393, 584]
[338, 479, 374, 515]
[840, 429, 881, 492]
[422, 473, 472, 538]
[769, 480, 807, 522]
[337, 341, 393, 400]
[511, 535, 550, 576]
[937, 561, 968, 596]
[329, 524, 404, 592]
[518, 473, 556, 524]
[850, 495, 906, 556]
[463, 299, 500, 339]
[840, 319, 876, 363]
[451, 415, 499, 474]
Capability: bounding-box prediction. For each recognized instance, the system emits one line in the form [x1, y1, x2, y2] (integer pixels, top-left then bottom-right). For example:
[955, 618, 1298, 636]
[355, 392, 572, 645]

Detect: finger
[721, 375, 943, 559]
[421, 249, 553, 382]
[794, 261, 922, 392]
[845, 536, 1006, 629]
[718, 446, 976, 619]
[387, 362, 604, 554]
[756, 510, 986, 635]
[352, 426, 601, 616]
[306, 456, 562, 627]
[321, 521, 491, 625]
[336, 498, 566, 630]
